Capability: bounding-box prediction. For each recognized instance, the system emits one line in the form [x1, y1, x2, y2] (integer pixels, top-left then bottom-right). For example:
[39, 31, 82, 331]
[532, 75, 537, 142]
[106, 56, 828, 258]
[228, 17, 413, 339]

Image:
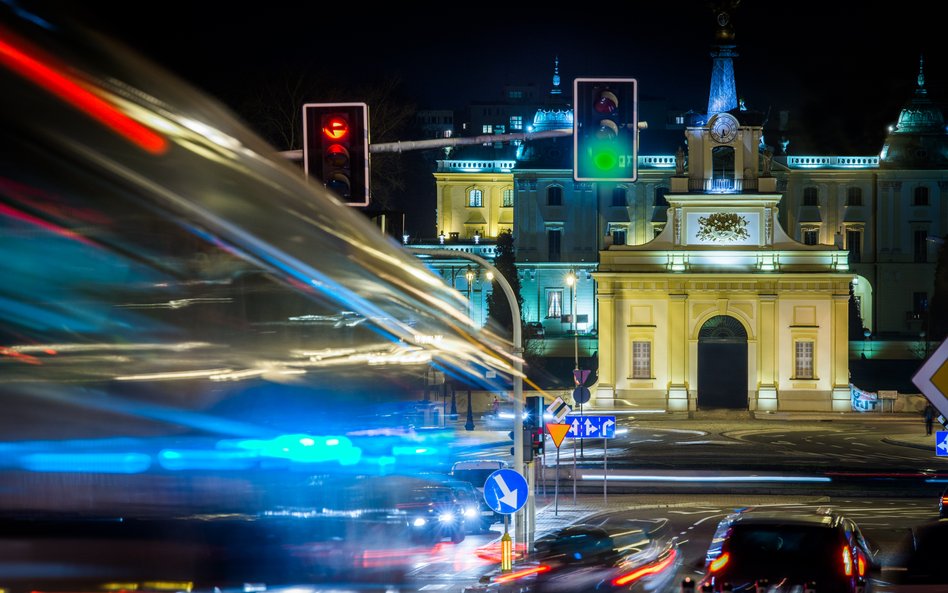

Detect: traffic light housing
[525, 396, 545, 457]
[573, 78, 638, 182]
[302, 102, 370, 207]
[508, 426, 534, 463]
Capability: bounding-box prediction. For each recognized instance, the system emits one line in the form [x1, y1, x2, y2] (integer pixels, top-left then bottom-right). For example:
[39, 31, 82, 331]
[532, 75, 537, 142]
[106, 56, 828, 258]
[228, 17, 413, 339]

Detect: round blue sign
[482, 468, 528, 514]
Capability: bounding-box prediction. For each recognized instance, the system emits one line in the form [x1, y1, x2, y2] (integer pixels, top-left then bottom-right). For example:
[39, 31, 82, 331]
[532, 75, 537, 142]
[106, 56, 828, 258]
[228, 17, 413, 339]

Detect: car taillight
[612, 548, 678, 586]
[709, 552, 729, 573]
[842, 545, 853, 576]
[941, 494, 948, 508]
[492, 564, 551, 584]
[857, 552, 866, 576]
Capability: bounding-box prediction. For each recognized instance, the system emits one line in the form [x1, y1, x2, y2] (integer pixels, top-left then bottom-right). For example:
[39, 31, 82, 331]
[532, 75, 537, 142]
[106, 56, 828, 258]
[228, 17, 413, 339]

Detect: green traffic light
[592, 146, 619, 171]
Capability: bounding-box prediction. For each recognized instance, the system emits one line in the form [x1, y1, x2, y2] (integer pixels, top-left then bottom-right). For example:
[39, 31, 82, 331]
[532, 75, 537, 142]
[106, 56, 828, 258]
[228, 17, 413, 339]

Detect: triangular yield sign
[546, 422, 571, 449]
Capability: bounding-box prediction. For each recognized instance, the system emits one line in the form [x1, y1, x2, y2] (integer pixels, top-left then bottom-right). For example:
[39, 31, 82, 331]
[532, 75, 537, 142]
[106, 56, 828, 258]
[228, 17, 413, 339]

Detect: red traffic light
[594, 90, 618, 115]
[322, 116, 350, 140]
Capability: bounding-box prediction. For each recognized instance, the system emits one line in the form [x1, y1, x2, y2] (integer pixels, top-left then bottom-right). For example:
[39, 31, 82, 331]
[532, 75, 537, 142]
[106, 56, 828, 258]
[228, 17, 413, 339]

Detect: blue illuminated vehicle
[0, 1, 517, 590]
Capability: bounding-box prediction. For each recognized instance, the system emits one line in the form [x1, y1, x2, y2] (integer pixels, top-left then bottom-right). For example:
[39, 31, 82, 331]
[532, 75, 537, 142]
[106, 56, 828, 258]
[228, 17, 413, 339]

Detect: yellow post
[501, 530, 513, 572]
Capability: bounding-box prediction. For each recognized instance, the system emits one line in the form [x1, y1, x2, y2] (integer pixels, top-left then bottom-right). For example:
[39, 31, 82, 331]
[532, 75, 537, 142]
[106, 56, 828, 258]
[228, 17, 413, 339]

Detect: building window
[545, 289, 563, 318]
[610, 226, 627, 246]
[510, 115, 523, 130]
[548, 228, 562, 261]
[914, 186, 929, 206]
[611, 187, 627, 207]
[802, 227, 819, 245]
[675, 115, 684, 125]
[481, 124, 492, 134]
[803, 187, 818, 206]
[846, 227, 862, 264]
[495, 125, 505, 134]
[653, 225, 665, 238]
[632, 341, 651, 379]
[502, 188, 514, 207]
[914, 229, 929, 263]
[547, 186, 563, 206]
[468, 189, 483, 208]
[846, 187, 862, 206]
[794, 341, 814, 379]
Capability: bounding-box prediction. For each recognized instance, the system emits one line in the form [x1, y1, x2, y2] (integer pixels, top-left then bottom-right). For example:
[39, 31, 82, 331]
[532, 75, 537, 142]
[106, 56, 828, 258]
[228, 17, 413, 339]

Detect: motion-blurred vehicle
[938, 487, 948, 519]
[398, 485, 466, 544]
[451, 459, 510, 529]
[442, 478, 485, 534]
[467, 522, 682, 593]
[699, 508, 878, 593]
[874, 519, 948, 592]
[0, 1, 518, 590]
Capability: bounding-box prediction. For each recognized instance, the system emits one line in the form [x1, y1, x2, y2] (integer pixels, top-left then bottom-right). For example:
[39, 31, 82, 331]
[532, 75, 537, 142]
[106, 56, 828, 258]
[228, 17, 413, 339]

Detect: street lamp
[565, 269, 583, 457]
[408, 248, 530, 551]
[465, 267, 475, 320]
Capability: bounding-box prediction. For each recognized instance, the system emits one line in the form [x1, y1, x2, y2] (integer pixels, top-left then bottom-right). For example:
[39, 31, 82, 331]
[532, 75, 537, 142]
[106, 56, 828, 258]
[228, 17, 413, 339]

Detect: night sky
[63, 0, 944, 141]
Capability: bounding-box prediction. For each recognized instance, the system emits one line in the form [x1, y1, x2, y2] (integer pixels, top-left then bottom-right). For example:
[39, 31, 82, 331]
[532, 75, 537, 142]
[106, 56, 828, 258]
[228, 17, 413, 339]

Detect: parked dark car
[699, 508, 878, 593]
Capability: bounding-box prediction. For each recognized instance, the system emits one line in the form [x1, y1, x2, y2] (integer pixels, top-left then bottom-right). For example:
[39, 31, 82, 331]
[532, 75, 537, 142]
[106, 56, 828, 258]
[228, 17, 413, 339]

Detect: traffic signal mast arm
[282, 127, 574, 160]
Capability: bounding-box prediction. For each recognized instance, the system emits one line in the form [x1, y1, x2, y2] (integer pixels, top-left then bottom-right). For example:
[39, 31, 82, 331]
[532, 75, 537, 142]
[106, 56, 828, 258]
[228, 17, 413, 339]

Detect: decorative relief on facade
[572, 181, 593, 191]
[696, 212, 750, 243]
[764, 207, 773, 244]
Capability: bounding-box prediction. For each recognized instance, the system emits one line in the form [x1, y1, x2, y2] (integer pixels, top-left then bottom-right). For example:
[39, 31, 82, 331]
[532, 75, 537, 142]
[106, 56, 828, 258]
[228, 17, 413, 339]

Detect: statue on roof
[710, 0, 740, 43]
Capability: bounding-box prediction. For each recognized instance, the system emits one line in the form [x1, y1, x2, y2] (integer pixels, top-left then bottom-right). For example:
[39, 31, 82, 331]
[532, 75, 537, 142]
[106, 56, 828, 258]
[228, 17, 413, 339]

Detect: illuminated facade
[423, 25, 946, 409]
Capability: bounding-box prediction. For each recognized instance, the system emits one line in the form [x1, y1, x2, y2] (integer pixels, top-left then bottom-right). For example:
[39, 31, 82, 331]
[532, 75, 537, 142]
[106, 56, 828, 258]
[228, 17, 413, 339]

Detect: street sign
[573, 369, 591, 385]
[566, 415, 617, 439]
[912, 337, 948, 420]
[546, 423, 571, 449]
[483, 468, 528, 514]
[937, 432, 948, 457]
[546, 397, 572, 422]
[572, 385, 591, 405]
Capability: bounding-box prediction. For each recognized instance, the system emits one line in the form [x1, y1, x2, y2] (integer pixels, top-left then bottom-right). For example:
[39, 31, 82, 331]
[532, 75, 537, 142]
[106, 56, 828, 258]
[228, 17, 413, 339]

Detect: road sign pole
[572, 433, 577, 504]
[604, 437, 608, 503]
[554, 446, 559, 516]
[501, 520, 512, 572]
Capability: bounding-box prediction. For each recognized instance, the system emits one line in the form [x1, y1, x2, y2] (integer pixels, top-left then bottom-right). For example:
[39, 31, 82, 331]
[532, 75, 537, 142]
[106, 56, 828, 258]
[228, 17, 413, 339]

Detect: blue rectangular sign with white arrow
[565, 415, 616, 439]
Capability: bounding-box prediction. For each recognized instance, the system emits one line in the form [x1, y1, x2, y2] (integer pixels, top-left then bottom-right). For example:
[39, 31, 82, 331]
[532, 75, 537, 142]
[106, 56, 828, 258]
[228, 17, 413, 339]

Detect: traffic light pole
[406, 248, 533, 553]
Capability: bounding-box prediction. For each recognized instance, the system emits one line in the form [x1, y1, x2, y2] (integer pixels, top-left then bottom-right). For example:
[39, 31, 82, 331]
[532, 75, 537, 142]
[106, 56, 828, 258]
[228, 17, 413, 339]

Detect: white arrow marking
[570, 418, 580, 435]
[938, 437, 948, 455]
[585, 419, 599, 435]
[493, 474, 519, 509]
[602, 419, 615, 436]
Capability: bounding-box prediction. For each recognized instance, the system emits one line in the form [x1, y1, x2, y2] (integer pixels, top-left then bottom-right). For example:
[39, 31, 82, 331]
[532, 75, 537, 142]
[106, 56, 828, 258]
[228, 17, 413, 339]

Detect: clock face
[710, 114, 738, 143]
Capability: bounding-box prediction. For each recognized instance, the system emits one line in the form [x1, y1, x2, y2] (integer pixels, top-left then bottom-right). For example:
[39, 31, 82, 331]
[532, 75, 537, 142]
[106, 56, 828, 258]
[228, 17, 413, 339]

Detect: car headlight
[413, 517, 427, 527]
[464, 506, 477, 518]
[438, 511, 456, 524]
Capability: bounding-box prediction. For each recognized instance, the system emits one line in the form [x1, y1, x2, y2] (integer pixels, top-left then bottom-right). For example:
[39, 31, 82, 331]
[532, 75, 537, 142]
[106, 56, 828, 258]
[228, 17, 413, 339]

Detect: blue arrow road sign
[566, 415, 617, 439]
[937, 431, 948, 457]
[483, 468, 528, 514]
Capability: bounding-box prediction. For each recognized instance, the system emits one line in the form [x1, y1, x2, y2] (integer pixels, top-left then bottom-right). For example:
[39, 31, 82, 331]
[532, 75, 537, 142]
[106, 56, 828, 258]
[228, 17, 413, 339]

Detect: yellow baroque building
[594, 113, 853, 412]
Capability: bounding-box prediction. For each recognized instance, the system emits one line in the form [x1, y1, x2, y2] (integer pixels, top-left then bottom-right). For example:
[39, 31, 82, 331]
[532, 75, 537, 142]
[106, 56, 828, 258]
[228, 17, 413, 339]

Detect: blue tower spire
[706, 2, 740, 116]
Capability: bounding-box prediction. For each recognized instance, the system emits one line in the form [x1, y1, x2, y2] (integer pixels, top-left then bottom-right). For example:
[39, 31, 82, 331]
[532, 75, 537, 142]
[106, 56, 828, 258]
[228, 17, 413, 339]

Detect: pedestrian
[490, 396, 500, 415]
[924, 403, 935, 436]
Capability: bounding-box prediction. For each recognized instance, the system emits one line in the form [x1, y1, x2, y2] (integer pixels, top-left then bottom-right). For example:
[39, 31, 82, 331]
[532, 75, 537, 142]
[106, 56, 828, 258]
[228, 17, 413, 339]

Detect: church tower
[592, 3, 854, 413]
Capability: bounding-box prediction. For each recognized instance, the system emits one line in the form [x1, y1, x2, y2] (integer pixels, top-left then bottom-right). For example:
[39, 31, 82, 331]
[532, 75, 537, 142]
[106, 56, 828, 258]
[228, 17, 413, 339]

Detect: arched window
[547, 186, 562, 206]
[846, 187, 862, 206]
[711, 146, 735, 192]
[914, 186, 929, 206]
[468, 189, 482, 208]
[803, 187, 819, 206]
[502, 188, 514, 207]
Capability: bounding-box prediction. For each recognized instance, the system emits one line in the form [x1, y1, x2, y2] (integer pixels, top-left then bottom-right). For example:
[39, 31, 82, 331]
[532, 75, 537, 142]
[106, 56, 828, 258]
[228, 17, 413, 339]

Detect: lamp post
[408, 248, 531, 551]
[565, 269, 582, 457]
[465, 267, 475, 320]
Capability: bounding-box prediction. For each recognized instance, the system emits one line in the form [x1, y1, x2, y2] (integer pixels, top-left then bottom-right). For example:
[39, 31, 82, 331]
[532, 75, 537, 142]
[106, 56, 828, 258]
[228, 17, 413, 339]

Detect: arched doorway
[697, 315, 748, 409]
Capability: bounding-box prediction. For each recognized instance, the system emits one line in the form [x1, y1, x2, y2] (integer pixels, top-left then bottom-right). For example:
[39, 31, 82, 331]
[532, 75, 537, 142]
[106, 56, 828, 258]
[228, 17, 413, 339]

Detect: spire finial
[918, 54, 926, 89]
[550, 55, 562, 95]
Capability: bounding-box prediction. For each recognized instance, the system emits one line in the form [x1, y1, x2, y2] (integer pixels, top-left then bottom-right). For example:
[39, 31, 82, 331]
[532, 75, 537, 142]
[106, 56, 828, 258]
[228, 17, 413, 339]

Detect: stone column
[594, 285, 615, 406]
[831, 292, 852, 411]
[668, 293, 689, 411]
[757, 294, 778, 410]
